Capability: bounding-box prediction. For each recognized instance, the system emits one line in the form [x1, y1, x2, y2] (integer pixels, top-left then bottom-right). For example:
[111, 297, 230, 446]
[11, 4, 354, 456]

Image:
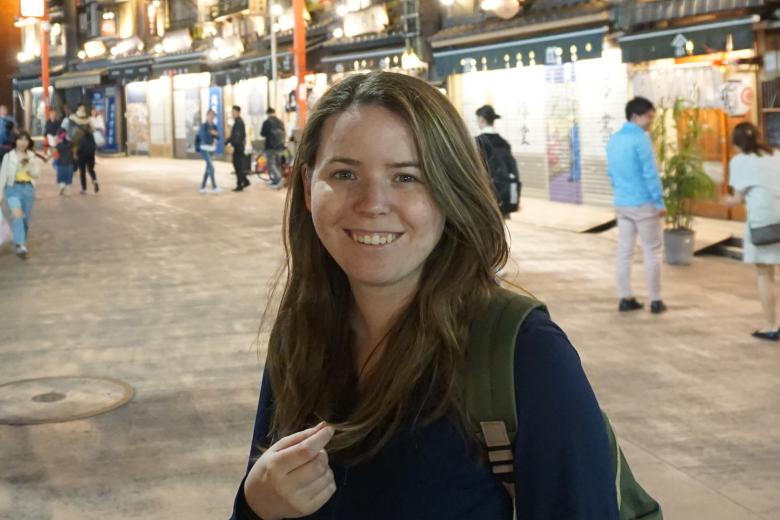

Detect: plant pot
[664, 228, 695, 265]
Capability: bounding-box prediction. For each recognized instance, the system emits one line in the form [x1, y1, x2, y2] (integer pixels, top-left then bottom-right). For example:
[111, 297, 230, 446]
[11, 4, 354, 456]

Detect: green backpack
[464, 287, 663, 519]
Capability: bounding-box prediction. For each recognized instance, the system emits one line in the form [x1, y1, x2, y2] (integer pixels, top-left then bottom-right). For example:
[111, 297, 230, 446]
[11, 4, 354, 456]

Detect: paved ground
[0, 157, 778, 519]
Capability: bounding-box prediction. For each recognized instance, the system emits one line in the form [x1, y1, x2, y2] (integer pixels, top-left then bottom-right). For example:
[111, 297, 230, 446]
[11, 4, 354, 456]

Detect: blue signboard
[89, 89, 119, 152]
[208, 86, 224, 155]
[105, 95, 117, 152]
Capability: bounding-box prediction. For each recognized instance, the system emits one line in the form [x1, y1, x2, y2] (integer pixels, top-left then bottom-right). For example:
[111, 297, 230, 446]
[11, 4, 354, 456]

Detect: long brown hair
[733, 122, 774, 156]
[267, 71, 507, 463]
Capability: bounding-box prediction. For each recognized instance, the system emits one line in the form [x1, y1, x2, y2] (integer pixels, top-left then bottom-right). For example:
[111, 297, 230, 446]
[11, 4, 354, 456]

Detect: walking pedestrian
[197, 109, 221, 194]
[70, 104, 99, 194]
[260, 107, 285, 188]
[44, 109, 61, 156]
[0, 105, 17, 163]
[475, 105, 521, 217]
[90, 107, 106, 149]
[228, 105, 250, 191]
[726, 123, 780, 341]
[0, 130, 40, 259]
[607, 97, 667, 314]
[54, 129, 74, 196]
[230, 72, 619, 520]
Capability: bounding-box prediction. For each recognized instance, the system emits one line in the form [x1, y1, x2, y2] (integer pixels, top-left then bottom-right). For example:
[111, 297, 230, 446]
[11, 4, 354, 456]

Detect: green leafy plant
[651, 98, 715, 231]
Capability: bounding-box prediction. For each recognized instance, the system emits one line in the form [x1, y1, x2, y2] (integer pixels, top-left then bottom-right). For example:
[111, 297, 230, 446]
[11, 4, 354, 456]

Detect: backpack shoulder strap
[464, 287, 545, 481]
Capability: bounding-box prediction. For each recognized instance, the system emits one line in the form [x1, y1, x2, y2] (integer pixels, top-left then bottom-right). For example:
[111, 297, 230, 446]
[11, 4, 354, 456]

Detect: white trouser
[615, 204, 663, 302]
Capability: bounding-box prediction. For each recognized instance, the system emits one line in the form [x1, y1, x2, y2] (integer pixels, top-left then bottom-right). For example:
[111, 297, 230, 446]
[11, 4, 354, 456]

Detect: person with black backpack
[260, 108, 286, 189]
[69, 105, 99, 195]
[475, 105, 521, 219]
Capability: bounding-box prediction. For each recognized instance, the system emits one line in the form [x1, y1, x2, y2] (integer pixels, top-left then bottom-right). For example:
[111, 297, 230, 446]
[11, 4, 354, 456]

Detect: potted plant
[652, 98, 716, 265]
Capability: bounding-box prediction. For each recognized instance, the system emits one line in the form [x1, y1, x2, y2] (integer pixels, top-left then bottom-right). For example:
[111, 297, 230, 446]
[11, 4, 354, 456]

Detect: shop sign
[212, 0, 249, 19]
[671, 34, 689, 57]
[719, 79, 753, 116]
[20, 0, 45, 18]
[90, 90, 118, 152]
[343, 5, 388, 38]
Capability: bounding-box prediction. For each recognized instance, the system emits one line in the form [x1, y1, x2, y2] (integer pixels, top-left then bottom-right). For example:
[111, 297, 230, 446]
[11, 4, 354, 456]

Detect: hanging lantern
[481, 0, 522, 20]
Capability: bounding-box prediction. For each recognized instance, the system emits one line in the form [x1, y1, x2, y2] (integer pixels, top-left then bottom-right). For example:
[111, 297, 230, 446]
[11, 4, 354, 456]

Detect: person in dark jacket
[198, 109, 221, 194]
[475, 105, 520, 218]
[44, 110, 61, 157]
[54, 129, 74, 196]
[229, 72, 618, 520]
[0, 105, 16, 164]
[70, 104, 99, 195]
[260, 108, 285, 188]
[228, 105, 250, 191]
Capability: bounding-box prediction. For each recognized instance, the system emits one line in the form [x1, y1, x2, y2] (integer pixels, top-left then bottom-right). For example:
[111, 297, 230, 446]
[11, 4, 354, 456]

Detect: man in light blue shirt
[607, 97, 667, 314]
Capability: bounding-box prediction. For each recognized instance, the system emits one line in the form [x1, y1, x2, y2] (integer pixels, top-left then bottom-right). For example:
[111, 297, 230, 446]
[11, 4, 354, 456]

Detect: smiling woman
[230, 72, 619, 520]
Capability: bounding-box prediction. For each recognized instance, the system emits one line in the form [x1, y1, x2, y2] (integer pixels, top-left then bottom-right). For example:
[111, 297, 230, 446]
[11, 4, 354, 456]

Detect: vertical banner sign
[89, 90, 118, 152]
[105, 95, 118, 152]
[208, 86, 224, 155]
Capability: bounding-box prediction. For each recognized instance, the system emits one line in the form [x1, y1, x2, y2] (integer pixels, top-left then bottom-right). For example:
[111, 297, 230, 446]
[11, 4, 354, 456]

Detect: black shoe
[232, 186, 244, 192]
[242, 180, 251, 188]
[650, 300, 667, 314]
[618, 298, 643, 312]
[752, 330, 780, 341]
[93, 182, 99, 194]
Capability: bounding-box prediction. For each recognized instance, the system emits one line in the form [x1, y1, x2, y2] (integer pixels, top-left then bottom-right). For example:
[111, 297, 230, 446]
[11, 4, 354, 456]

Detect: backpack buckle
[480, 421, 513, 479]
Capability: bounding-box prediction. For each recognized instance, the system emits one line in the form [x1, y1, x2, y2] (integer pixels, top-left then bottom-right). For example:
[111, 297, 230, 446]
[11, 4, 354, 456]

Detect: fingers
[276, 426, 335, 474]
[270, 421, 327, 452]
[287, 450, 330, 486]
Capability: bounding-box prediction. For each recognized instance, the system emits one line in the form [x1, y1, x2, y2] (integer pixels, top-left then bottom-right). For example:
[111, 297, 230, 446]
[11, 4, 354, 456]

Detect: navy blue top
[230, 310, 618, 520]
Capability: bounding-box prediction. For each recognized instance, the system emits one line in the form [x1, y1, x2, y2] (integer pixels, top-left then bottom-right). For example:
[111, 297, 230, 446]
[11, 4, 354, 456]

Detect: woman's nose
[353, 177, 391, 216]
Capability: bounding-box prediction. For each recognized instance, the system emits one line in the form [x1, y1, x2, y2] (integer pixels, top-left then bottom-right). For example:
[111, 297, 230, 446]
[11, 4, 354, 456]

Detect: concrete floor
[0, 157, 778, 519]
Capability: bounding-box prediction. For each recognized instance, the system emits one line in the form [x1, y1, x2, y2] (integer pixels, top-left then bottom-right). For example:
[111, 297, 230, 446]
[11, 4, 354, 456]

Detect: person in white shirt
[89, 107, 106, 149]
[727, 122, 780, 341]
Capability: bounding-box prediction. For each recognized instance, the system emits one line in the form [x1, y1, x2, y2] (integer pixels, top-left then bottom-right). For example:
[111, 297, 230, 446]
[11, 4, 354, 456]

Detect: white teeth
[352, 232, 398, 245]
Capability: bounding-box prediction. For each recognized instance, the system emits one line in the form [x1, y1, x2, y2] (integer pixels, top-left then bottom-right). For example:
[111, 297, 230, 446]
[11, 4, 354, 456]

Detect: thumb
[269, 421, 328, 452]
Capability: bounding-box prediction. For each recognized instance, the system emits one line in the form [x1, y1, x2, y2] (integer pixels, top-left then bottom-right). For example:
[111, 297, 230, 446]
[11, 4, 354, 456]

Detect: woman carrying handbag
[0, 131, 40, 259]
[727, 122, 780, 341]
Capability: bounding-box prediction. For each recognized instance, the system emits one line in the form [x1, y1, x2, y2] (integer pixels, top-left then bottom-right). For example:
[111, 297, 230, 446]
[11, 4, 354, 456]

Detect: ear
[303, 165, 312, 212]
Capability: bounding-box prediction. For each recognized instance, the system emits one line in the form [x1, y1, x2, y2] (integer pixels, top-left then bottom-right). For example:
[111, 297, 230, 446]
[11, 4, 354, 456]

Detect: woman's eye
[396, 174, 419, 183]
[333, 170, 356, 180]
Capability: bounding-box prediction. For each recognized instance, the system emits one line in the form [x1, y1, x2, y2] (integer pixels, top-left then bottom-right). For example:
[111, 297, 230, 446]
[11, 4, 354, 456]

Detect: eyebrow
[325, 156, 421, 169]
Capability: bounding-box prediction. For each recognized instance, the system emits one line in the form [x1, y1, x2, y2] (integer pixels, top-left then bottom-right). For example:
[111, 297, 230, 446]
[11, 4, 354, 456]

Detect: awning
[433, 26, 605, 79]
[54, 68, 107, 89]
[320, 46, 406, 74]
[618, 16, 757, 63]
[108, 58, 153, 84]
[151, 52, 208, 77]
[211, 67, 245, 86]
[239, 50, 294, 78]
[615, 0, 765, 30]
[431, 3, 610, 49]
[13, 64, 66, 91]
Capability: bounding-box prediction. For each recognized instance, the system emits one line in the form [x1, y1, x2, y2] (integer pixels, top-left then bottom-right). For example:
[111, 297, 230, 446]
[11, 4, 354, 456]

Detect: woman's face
[305, 105, 446, 295]
[16, 136, 30, 151]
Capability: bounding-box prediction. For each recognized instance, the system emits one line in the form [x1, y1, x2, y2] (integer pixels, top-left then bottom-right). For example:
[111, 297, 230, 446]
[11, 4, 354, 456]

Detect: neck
[350, 277, 419, 376]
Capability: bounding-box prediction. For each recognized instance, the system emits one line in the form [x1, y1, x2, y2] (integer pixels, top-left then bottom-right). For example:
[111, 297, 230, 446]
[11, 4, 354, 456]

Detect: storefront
[123, 76, 174, 157]
[617, 15, 760, 218]
[433, 26, 623, 207]
[12, 64, 65, 144]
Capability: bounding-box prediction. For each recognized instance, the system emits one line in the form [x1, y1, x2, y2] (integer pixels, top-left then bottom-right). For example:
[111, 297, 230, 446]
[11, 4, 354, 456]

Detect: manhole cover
[0, 376, 134, 425]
